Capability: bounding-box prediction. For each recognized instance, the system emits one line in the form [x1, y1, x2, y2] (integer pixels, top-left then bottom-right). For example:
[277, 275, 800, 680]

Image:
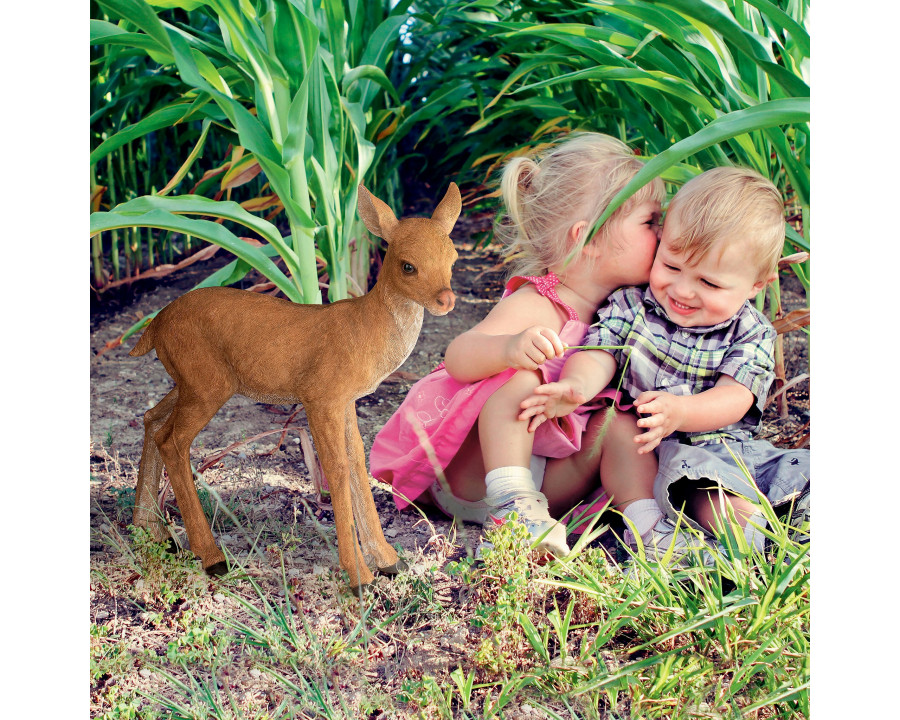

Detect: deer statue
[129, 183, 461, 589]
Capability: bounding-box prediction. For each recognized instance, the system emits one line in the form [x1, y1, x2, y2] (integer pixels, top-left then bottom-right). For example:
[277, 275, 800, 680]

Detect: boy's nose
[672, 278, 695, 299]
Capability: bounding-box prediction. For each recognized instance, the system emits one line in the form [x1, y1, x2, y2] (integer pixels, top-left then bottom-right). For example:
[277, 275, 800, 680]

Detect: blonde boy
[520, 167, 810, 555]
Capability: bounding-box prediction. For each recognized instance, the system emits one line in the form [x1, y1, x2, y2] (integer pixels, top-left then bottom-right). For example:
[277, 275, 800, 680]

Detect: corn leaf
[588, 97, 810, 239]
[91, 207, 302, 302]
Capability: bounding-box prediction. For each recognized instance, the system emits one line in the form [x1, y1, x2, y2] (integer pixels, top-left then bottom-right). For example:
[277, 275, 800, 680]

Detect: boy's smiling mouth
[667, 296, 697, 315]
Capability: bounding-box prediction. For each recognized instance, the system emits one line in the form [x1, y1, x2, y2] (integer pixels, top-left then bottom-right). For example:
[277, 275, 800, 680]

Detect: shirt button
[681, 331, 689, 338]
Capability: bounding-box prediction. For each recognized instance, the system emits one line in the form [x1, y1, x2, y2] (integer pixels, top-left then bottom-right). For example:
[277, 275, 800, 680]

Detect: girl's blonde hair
[495, 133, 665, 278]
[665, 166, 785, 281]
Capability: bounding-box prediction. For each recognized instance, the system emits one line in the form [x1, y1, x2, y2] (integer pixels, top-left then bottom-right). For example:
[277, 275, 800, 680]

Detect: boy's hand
[518, 381, 587, 433]
[633, 390, 687, 454]
[504, 326, 566, 371]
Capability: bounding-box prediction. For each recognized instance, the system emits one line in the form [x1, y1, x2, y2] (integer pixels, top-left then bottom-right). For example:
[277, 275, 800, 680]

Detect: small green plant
[90, 623, 135, 684]
[161, 613, 229, 666]
[92, 687, 155, 720]
[398, 674, 455, 718]
[470, 513, 538, 675]
[129, 525, 207, 608]
[113, 486, 136, 511]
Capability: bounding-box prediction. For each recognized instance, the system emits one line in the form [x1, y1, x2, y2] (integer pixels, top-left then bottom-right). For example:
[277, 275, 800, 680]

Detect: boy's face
[649, 214, 768, 328]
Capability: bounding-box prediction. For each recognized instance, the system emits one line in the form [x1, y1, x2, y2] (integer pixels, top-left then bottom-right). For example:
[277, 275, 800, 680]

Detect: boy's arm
[632, 375, 754, 454]
[518, 350, 617, 432]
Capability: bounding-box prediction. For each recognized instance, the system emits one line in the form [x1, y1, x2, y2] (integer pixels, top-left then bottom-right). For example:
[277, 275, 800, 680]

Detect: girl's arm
[443, 288, 566, 382]
[631, 375, 754, 454]
[518, 350, 618, 431]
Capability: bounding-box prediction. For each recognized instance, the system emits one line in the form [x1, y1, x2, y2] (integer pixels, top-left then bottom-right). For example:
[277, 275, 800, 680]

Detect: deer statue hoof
[377, 558, 409, 576]
[204, 560, 229, 577]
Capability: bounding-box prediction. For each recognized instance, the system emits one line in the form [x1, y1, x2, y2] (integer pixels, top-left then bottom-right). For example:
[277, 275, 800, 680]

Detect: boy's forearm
[674, 383, 754, 432]
[560, 350, 617, 399]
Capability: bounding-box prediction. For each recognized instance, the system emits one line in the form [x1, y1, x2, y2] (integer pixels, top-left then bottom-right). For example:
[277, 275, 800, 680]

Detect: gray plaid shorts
[654, 435, 809, 534]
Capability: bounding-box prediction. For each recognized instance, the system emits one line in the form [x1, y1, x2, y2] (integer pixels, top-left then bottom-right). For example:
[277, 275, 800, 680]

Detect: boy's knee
[593, 407, 639, 443]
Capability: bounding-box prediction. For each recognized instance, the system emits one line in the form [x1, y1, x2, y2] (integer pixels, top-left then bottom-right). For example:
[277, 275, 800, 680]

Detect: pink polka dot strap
[519, 272, 580, 322]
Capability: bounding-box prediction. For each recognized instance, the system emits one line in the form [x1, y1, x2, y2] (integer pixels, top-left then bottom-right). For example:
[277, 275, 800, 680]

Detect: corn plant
[400, 0, 809, 277]
[90, 0, 412, 315]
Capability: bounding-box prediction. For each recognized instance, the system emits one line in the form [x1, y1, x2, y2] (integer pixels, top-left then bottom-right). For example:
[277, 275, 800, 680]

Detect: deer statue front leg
[306, 403, 375, 589]
[345, 405, 406, 574]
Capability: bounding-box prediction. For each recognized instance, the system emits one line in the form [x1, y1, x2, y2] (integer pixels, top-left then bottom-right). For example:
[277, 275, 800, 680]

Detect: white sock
[623, 498, 663, 540]
[485, 466, 536, 500]
[744, 512, 768, 552]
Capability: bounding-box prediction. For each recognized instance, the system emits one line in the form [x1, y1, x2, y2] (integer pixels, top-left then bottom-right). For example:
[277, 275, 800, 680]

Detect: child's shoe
[482, 488, 570, 557]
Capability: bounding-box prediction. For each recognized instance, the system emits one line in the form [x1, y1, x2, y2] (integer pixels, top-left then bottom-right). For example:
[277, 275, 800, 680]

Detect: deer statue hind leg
[345, 405, 406, 575]
[153, 382, 232, 575]
[134, 387, 180, 548]
[306, 403, 375, 590]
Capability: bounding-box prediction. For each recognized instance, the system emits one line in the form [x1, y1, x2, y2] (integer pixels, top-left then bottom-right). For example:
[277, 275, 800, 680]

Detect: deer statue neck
[369, 278, 424, 354]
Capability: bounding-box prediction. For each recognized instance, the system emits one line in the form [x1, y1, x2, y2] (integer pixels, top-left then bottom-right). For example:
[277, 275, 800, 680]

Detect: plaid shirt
[583, 286, 776, 442]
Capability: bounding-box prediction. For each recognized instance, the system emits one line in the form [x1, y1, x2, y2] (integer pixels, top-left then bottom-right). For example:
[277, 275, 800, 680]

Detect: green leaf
[90, 19, 174, 63]
[96, 0, 174, 53]
[90, 207, 303, 302]
[90, 103, 201, 166]
[156, 120, 212, 196]
[342, 64, 400, 105]
[514, 66, 718, 119]
[110, 193, 304, 283]
[588, 98, 810, 239]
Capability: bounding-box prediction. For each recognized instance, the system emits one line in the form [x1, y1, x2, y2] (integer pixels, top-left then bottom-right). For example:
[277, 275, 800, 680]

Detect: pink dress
[370, 272, 609, 513]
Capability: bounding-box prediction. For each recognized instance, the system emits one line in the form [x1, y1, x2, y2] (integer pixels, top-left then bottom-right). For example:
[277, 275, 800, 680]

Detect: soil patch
[89, 209, 809, 716]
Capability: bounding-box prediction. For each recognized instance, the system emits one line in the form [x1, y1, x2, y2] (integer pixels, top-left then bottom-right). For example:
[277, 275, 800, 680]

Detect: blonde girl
[371, 133, 681, 557]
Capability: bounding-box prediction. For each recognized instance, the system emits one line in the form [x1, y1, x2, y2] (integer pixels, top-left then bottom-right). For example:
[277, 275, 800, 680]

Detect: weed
[90, 623, 135, 684]
[113, 486, 136, 511]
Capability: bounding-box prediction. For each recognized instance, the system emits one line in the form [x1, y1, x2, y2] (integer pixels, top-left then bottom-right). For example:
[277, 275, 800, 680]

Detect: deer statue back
[129, 183, 461, 589]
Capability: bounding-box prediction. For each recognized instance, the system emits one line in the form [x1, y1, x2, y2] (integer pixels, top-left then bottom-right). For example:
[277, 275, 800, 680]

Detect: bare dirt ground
[88, 207, 809, 716]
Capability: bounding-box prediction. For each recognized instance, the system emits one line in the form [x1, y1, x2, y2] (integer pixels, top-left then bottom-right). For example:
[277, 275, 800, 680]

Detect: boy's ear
[749, 272, 777, 299]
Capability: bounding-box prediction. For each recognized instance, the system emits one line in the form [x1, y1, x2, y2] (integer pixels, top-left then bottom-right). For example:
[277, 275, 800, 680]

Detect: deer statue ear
[358, 185, 399, 242]
[430, 182, 462, 236]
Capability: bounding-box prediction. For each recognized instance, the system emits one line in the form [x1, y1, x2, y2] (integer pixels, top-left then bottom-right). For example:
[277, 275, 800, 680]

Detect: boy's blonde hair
[495, 133, 665, 278]
[665, 166, 785, 281]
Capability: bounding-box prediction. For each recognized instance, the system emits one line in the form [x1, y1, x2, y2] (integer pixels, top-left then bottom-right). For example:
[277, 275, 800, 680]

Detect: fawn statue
[129, 183, 461, 589]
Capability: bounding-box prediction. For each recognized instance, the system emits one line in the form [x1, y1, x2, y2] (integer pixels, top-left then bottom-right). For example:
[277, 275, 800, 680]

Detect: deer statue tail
[129, 318, 157, 357]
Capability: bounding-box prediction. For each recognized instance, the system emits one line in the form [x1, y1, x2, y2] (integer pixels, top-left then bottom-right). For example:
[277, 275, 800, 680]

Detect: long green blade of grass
[90, 207, 302, 301]
[587, 97, 809, 242]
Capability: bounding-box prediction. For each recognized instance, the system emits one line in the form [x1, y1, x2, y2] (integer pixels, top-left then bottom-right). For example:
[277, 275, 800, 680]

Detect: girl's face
[599, 200, 662, 287]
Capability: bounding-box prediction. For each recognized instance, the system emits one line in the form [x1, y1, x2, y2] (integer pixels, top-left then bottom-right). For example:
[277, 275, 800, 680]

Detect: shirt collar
[640, 285, 746, 334]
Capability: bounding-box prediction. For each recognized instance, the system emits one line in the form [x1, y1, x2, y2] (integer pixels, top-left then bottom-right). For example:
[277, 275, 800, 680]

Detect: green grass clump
[92, 484, 808, 719]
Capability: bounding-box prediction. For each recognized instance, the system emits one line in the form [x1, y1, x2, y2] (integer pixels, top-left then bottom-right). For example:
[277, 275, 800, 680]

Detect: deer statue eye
[402, 262, 416, 274]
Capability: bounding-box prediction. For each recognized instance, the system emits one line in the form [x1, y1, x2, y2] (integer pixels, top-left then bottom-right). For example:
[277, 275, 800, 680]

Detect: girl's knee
[504, 368, 544, 393]
[483, 369, 542, 408]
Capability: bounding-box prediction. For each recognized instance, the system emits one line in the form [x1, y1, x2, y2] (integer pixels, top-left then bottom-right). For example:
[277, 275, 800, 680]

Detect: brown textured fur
[129, 184, 461, 589]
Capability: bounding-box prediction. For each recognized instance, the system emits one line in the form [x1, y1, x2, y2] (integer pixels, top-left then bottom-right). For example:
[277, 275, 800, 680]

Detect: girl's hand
[518, 381, 587, 433]
[504, 326, 566, 371]
[633, 390, 687, 454]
